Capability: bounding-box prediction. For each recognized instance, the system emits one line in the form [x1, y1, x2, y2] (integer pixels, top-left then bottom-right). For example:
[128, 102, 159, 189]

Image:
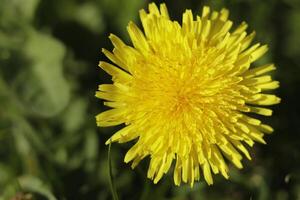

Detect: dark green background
[0, 0, 298, 199]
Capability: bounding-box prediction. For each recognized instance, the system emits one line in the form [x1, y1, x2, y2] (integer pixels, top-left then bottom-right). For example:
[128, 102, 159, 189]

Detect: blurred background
[0, 0, 299, 199]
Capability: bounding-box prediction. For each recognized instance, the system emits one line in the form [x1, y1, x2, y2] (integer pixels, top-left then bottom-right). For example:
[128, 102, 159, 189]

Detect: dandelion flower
[96, 3, 280, 186]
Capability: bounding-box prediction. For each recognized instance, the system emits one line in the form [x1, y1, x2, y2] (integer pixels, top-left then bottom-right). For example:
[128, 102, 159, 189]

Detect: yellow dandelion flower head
[96, 3, 280, 186]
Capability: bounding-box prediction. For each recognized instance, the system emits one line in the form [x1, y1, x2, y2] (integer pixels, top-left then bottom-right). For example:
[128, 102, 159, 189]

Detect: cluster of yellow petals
[96, 3, 280, 186]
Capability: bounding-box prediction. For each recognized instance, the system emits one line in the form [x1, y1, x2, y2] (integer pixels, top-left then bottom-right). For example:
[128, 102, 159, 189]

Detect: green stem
[108, 142, 119, 200]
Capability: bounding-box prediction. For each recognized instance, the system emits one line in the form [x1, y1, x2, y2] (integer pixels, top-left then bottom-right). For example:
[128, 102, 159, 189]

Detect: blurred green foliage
[0, 0, 299, 199]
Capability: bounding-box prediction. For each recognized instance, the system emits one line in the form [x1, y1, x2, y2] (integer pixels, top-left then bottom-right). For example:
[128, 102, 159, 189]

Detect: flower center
[169, 81, 196, 116]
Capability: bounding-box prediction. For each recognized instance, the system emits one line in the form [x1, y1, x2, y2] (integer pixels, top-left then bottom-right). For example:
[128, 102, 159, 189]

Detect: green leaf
[18, 175, 57, 200]
[84, 130, 98, 161]
[0, 182, 21, 200]
[0, 163, 14, 185]
[84, 130, 99, 172]
[62, 98, 87, 133]
[0, 0, 40, 24]
[14, 0, 40, 22]
[16, 29, 70, 117]
[12, 117, 42, 175]
[74, 3, 104, 34]
[13, 116, 51, 158]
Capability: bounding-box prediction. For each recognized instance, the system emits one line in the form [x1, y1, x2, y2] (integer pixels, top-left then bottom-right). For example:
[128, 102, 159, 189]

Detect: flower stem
[108, 142, 119, 200]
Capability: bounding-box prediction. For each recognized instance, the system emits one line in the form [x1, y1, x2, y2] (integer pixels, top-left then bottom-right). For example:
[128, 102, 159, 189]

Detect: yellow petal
[99, 61, 132, 82]
[127, 22, 149, 53]
[96, 108, 126, 127]
[249, 106, 273, 116]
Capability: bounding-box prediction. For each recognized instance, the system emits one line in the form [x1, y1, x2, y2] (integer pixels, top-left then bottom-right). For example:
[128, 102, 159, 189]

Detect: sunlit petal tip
[202, 6, 211, 18]
[105, 139, 112, 145]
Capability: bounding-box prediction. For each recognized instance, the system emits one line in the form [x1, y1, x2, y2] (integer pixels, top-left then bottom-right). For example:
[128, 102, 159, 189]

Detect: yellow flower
[96, 3, 280, 186]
